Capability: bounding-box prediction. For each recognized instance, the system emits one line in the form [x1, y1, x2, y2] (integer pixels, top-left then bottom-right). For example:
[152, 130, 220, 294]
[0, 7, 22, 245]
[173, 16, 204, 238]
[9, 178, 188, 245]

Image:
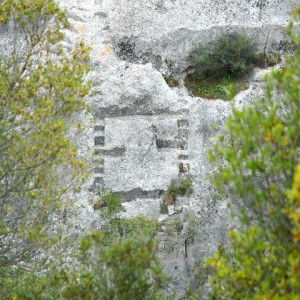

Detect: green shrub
[102, 215, 159, 245]
[254, 51, 282, 68]
[99, 188, 123, 216]
[191, 32, 257, 81]
[113, 215, 158, 239]
[186, 33, 255, 99]
[185, 212, 202, 245]
[185, 75, 248, 100]
[177, 178, 193, 196]
[160, 202, 168, 214]
[12, 235, 169, 300]
[163, 177, 193, 205]
[205, 9, 300, 298]
[164, 76, 179, 87]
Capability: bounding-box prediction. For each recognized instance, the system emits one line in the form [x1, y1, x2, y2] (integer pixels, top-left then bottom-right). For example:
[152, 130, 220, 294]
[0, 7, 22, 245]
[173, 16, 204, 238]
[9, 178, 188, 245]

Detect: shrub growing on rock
[203, 10, 300, 299]
[163, 177, 193, 205]
[12, 233, 169, 300]
[191, 32, 257, 81]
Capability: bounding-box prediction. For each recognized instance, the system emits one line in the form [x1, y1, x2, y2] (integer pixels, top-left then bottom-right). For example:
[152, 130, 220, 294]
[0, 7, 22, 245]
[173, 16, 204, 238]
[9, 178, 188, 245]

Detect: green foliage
[0, 0, 91, 296]
[185, 69, 248, 100]
[185, 32, 255, 99]
[177, 178, 193, 196]
[164, 177, 193, 205]
[181, 258, 209, 300]
[205, 226, 300, 300]
[100, 238, 168, 300]
[191, 32, 256, 81]
[98, 188, 123, 217]
[103, 215, 159, 245]
[186, 35, 283, 100]
[106, 192, 122, 216]
[4, 213, 165, 299]
[288, 164, 300, 250]
[254, 51, 282, 68]
[162, 218, 182, 236]
[205, 8, 300, 299]
[164, 76, 179, 87]
[185, 212, 201, 245]
[160, 202, 168, 214]
[160, 217, 182, 254]
[12, 234, 169, 300]
[0, 2, 169, 299]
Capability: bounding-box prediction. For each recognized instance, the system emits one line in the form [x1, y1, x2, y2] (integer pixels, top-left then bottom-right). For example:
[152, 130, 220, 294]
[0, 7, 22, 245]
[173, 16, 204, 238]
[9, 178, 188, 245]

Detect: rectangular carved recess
[94, 125, 105, 132]
[95, 135, 105, 146]
[156, 139, 177, 149]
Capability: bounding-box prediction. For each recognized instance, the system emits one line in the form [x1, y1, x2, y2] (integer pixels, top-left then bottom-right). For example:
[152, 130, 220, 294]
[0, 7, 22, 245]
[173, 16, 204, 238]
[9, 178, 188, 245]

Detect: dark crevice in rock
[95, 136, 105, 146]
[95, 105, 189, 119]
[113, 36, 163, 69]
[156, 139, 177, 149]
[178, 154, 189, 160]
[95, 149, 104, 156]
[94, 177, 104, 185]
[117, 188, 164, 202]
[177, 119, 189, 128]
[89, 177, 105, 192]
[94, 167, 104, 174]
[94, 11, 108, 18]
[94, 148, 126, 157]
[103, 147, 126, 157]
[177, 140, 188, 150]
[94, 125, 105, 132]
[178, 128, 188, 140]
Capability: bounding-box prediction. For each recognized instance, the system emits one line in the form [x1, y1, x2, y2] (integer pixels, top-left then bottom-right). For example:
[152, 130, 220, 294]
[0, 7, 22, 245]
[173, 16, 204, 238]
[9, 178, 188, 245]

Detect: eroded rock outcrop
[57, 0, 297, 294]
[1, 0, 297, 295]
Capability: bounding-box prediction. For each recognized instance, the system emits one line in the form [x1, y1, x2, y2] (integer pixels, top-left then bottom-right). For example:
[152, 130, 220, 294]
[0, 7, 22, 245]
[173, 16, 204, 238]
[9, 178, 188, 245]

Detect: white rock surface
[1, 0, 298, 296]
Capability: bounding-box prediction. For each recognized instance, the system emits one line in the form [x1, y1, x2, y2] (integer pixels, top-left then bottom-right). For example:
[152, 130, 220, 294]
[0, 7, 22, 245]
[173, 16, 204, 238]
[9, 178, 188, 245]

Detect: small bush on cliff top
[191, 32, 257, 81]
[185, 32, 256, 99]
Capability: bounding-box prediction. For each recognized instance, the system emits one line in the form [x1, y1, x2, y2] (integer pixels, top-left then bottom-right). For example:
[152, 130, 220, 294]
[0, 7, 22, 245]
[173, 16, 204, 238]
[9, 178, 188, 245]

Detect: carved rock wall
[59, 0, 297, 295]
[1, 0, 297, 296]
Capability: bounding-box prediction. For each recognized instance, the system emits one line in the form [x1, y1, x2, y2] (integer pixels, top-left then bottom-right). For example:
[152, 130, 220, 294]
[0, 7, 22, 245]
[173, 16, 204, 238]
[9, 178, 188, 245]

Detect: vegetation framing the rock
[199, 8, 300, 299]
[1, 0, 299, 298]
[0, 0, 92, 296]
[0, 1, 171, 298]
[13, 233, 169, 300]
[103, 215, 159, 246]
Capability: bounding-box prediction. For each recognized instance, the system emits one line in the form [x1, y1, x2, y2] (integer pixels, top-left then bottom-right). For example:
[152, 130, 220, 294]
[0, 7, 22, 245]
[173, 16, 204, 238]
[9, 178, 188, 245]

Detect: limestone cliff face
[60, 0, 297, 295]
[101, 0, 295, 73]
[1, 0, 297, 295]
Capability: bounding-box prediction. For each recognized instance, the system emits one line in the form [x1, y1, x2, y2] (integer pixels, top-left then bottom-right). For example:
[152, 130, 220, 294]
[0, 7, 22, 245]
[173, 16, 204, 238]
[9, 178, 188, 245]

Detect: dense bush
[191, 32, 257, 81]
[12, 234, 168, 300]
[103, 215, 159, 245]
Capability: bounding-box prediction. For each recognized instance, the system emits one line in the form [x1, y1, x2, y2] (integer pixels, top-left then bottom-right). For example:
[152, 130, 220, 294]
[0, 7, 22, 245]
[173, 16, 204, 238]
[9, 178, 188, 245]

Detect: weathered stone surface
[1, 0, 297, 296]
[100, 0, 298, 73]
[57, 0, 300, 296]
[119, 198, 162, 219]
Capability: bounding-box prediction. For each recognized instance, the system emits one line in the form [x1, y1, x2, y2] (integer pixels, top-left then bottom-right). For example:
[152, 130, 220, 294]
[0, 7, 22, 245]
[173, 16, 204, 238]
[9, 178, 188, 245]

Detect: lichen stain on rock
[75, 24, 86, 34]
[99, 44, 112, 57]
